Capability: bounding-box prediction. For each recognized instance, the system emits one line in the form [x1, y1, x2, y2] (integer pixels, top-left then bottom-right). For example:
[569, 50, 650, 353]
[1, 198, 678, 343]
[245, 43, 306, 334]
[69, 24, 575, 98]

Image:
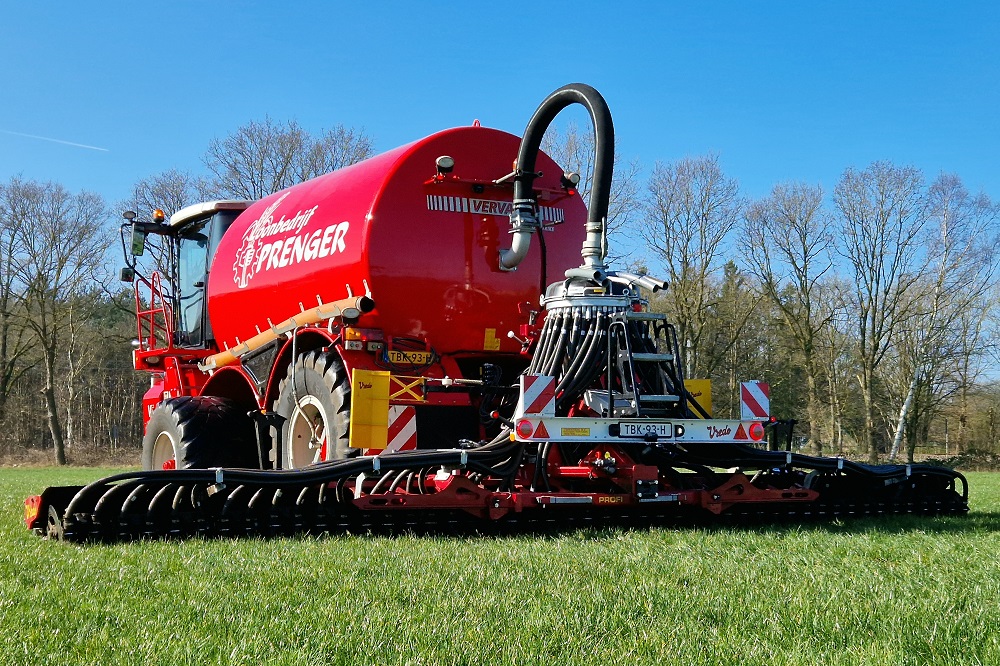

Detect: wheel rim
[151, 431, 176, 470]
[287, 395, 329, 468]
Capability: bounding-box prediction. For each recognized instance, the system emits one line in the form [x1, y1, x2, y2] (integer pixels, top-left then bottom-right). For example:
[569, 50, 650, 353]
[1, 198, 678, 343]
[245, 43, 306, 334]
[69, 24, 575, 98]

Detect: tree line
[1, 118, 997, 465]
[643, 157, 997, 463]
[548, 124, 1000, 463]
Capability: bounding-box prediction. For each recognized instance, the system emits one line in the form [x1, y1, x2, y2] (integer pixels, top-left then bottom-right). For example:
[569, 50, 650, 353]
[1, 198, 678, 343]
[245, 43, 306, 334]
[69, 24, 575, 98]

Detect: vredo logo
[708, 425, 732, 439]
[232, 192, 350, 288]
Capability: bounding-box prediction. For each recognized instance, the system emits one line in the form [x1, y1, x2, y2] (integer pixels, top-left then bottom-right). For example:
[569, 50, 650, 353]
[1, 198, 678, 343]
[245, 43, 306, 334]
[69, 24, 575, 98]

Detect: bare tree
[0, 178, 37, 422]
[743, 182, 835, 453]
[541, 122, 642, 256]
[640, 155, 743, 378]
[11, 180, 111, 464]
[300, 125, 377, 183]
[819, 285, 855, 455]
[887, 174, 999, 461]
[203, 117, 375, 200]
[953, 288, 999, 453]
[124, 168, 217, 219]
[117, 169, 218, 282]
[834, 161, 926, 463]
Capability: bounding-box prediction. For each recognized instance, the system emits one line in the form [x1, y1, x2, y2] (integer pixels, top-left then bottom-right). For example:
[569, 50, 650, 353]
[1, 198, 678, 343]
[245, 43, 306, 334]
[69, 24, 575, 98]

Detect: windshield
[176, 219, 210, 345]
[173, 209, 241, 347]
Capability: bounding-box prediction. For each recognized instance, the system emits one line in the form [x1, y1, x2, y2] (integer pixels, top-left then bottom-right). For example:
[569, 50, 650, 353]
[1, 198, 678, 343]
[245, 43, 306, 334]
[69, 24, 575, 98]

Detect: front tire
[141, 396, 257, 470]
[274, 350, 353, 469]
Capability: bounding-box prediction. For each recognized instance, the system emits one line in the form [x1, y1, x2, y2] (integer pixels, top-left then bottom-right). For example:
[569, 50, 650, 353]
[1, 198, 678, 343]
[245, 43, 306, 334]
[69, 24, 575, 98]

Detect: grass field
[2, 468, 999, 665]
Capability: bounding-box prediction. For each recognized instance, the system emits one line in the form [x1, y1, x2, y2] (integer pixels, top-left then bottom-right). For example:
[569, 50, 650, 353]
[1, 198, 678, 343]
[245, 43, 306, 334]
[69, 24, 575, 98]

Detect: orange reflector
[344, 327, 384, 342]
[24, 495, 42, 528]
[749, 422, 765, 442]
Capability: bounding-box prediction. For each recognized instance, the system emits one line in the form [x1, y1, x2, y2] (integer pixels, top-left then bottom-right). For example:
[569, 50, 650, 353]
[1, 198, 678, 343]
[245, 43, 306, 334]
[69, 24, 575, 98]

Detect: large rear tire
[274, 350, 353, 469]
[141, 396, 257, 470]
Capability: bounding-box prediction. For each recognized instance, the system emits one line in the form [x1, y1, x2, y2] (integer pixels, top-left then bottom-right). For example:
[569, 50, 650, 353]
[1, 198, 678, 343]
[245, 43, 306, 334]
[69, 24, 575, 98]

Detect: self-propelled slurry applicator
[25, 84, 967, 541]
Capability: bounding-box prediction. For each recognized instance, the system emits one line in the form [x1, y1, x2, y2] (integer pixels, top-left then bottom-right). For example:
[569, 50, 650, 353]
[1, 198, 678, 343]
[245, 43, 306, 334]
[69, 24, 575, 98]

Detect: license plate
[385, 350, 433, 365]
[616, 421, 672, 438]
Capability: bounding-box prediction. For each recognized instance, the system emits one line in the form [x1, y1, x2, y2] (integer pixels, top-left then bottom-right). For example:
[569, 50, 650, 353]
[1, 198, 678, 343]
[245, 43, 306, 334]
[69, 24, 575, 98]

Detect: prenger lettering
[253, 221, 350, 273]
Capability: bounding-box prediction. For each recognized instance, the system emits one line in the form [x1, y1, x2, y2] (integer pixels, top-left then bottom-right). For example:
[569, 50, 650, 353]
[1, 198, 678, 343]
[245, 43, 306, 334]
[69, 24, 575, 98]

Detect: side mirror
[120, 267, 136, 282]
[130, 224, 147, 257]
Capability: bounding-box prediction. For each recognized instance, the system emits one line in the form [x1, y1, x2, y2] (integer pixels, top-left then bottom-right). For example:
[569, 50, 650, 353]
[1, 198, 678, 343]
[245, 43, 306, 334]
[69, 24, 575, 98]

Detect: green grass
[2, 468, 999, 665]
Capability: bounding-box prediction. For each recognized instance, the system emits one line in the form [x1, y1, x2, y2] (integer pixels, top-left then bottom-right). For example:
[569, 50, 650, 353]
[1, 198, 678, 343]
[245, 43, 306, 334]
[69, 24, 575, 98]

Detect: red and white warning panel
[740, 381, 770, 420]
[516, 374, 556, 417]
[364, 405, 418, 455]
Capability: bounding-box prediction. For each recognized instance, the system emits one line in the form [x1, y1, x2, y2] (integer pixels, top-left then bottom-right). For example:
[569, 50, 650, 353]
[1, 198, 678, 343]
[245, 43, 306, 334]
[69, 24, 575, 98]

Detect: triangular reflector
[734, 423, 748, 440]
[534, 421, 550, 439]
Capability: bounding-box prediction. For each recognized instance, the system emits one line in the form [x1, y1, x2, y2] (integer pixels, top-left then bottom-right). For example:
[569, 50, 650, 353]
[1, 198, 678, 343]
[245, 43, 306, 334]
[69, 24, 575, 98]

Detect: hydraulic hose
[500, 83, 615, 273]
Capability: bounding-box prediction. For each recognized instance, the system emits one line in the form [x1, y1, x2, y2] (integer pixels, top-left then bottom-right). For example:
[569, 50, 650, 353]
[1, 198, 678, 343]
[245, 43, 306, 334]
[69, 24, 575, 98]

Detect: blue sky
[1, 2, 997, 212]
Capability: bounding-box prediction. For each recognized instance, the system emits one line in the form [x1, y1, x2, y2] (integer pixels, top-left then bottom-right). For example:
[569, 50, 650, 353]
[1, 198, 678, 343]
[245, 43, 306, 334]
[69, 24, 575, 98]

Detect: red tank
[207, 124, 587, 356]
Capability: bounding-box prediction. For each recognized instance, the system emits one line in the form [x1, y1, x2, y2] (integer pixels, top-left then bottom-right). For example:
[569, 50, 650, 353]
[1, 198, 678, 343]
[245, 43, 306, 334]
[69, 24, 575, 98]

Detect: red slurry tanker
[26, 84, 966, 541]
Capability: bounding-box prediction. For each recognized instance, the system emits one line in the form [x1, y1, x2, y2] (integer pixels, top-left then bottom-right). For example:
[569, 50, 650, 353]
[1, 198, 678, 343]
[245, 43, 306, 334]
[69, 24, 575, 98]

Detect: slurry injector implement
[25, 84, 967, 541]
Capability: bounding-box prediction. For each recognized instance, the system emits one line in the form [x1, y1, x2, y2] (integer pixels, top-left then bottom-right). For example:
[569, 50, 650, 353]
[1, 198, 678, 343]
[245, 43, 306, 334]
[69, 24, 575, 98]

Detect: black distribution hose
[556, 314, 609, 409]
[670, 440, 969, 498]
[554, 316, 599, 394]
[61, 439, 526, 518]
[370, 471, 396, 495]
[538, 315, 567, 378]
[388, 470, 410, 494]
[513, 83, 615, 267]
[528, 311, 561, 375]
[541, 313, 572, 378]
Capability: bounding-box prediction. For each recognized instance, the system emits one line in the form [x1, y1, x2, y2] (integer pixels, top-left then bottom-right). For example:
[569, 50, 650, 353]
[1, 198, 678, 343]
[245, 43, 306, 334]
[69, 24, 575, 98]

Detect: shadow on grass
[729, 510, 1000, 536]
[33, 511, 1000, 546]
[309, 505, 999, 544]
[328, 502, 1000, 542]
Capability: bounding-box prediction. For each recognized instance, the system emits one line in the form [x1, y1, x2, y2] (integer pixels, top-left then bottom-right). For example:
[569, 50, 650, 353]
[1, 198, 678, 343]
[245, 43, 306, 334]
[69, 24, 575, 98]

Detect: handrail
[135, 272, 173, 351]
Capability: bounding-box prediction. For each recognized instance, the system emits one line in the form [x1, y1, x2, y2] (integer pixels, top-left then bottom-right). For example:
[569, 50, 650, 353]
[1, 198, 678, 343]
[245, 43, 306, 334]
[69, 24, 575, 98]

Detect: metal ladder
[605, 311, 691, 418]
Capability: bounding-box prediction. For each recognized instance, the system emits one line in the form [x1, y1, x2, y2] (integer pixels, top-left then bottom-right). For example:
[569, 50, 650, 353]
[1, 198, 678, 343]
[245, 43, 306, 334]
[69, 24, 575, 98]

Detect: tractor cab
[121, 201, 249, 354]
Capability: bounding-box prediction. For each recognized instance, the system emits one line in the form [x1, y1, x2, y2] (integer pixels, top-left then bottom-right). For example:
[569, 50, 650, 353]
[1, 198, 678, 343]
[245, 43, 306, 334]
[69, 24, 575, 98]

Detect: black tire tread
[141, 396, 257, 470]
[274, 350, 353, 466]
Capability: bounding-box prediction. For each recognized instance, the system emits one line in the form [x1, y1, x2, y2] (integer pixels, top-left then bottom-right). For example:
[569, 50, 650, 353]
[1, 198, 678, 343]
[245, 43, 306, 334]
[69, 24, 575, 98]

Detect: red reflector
[749, 422, 765, 442]
[162, 459, 176, 470]
[516, 420, 534, 438]
[24, 495, 42, 528]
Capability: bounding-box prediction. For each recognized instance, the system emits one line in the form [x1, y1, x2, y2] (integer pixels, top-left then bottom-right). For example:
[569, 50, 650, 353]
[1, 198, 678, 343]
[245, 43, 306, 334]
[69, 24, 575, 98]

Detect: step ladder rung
[638, 394, 680, 403]
[625, 311, 668, 321]
[631, 353, 674, 363]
